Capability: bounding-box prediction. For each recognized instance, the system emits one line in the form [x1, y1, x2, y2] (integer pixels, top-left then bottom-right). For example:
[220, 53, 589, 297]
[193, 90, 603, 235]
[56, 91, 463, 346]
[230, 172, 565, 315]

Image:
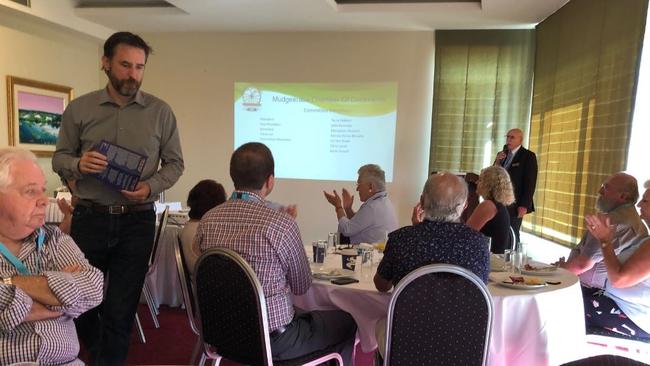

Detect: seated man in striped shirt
[196, 142, 357, 364]
[0, 148, 104, 365]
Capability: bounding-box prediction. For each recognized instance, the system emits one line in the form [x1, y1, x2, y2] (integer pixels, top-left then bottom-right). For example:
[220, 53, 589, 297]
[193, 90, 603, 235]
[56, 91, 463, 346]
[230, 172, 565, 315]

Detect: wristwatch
[2, 276, 12, 286]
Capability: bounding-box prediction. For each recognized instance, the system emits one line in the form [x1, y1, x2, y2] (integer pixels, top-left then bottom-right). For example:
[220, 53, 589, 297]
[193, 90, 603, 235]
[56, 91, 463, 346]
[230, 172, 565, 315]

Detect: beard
[595, 195, 618, 213]
[106, 68, 141, 97]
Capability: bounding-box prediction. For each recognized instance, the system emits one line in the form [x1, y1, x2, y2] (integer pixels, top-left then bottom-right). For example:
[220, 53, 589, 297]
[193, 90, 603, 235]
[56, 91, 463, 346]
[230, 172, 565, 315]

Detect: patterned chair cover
[384, 264, 493, 366]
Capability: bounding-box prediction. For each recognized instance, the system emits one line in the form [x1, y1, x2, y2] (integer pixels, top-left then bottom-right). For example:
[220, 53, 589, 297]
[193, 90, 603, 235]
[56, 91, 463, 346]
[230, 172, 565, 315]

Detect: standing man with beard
[52, 32, 184, 365]
[559, 173, 647, 290]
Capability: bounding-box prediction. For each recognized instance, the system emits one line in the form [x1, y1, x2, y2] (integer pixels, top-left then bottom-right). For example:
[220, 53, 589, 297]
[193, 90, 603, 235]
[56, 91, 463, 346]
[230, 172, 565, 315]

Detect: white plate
[311, 267, 355, 280]
[498, 281, 547, 290]
[521, 266, 558, 276]
[490, 272, 548, 290]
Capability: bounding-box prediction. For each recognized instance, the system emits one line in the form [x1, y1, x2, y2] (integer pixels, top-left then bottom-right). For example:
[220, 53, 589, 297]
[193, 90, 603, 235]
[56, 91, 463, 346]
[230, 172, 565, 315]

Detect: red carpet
[126, 305, 375, 365]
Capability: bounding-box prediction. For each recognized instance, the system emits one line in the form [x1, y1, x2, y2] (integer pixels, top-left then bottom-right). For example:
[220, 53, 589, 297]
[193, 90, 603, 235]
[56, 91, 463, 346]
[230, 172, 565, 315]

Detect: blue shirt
[377, 220, 489, 286]
[337, 191, 398, 244]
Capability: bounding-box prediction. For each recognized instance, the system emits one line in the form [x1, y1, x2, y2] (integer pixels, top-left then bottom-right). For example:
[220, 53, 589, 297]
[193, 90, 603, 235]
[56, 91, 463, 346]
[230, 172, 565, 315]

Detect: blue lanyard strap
[0, 228, 45, 277]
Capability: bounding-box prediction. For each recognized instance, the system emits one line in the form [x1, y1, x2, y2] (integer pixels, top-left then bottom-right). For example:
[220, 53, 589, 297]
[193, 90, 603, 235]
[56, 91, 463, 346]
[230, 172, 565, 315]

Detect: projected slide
[234, 83, 397, 182]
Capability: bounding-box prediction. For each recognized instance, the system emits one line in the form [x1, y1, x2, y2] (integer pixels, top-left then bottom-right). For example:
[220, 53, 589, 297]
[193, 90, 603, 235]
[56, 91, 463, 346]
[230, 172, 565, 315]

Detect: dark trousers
[271, 309, 357, 365]
[72, 205, 156, 366]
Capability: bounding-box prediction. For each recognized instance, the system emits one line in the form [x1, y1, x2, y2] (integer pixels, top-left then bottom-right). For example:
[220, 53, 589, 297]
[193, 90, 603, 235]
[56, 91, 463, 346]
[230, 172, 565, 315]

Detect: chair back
[509, 226, 517, 252]
[384, 264, 493, 366]
[193, 248, 273, 366]
[149, 206, 170, 268]
[173, 233, 199, 335]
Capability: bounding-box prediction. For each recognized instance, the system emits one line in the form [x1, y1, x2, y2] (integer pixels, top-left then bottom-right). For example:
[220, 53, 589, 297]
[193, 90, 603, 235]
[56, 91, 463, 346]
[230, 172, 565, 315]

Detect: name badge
[512, 163, 520, 167]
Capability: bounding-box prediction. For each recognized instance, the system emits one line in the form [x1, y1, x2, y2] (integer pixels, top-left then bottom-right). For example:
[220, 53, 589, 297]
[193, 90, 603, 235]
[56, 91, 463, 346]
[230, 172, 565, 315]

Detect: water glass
[312, 241, 327, 264]
[517, 242, 529, 267]
[503, 249, 513, 272]
[512, 251, 524, 274]
[487, 237, 492, 254]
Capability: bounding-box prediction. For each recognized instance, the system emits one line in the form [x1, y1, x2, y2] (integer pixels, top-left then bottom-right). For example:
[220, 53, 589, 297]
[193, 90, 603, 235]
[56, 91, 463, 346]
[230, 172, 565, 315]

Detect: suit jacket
[502, 146, 538, 213]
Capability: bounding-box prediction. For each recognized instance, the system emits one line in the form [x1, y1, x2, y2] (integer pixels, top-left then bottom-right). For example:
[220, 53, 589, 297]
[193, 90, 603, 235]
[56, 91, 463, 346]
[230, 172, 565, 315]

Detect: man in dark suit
[494, 128, 538, 243]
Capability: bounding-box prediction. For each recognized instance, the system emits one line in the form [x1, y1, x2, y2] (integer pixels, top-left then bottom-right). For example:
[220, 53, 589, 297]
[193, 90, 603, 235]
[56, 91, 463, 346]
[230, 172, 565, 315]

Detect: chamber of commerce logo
[242, 86, 261, 111]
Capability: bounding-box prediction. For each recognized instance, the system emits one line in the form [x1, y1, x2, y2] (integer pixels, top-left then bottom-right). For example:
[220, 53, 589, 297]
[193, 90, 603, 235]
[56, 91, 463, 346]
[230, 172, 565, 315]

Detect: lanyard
[0, 228, 44, 276]
[230, 191, 252, 201]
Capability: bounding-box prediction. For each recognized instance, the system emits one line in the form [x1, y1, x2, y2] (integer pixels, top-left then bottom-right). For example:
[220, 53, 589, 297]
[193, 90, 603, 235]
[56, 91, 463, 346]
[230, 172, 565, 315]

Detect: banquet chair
[193, 248, 344, 366]
[141, 206, 170, 330]
[509, 226, 517, 251]
[384, 264, 493, 366]
[173, 233, 214, 366]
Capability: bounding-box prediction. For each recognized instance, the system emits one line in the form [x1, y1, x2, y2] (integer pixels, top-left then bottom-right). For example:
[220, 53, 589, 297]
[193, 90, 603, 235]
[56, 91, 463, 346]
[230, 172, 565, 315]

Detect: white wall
[141, 32, 435, 242]
[0, 7, 103, 194]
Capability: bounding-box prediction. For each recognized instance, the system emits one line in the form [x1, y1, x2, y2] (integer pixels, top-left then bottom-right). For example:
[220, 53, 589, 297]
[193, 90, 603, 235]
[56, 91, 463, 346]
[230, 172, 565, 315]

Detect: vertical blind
[429, 30, 535, 174]
[526, 0, 648, 246]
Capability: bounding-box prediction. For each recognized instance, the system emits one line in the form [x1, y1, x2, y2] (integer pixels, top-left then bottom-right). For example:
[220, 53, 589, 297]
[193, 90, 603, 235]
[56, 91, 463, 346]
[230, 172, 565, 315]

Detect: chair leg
[143, 282, 160, 328]
[191, 338, 202, 364]
[134, 313, 146, 344]
[144, 279, 160, 315]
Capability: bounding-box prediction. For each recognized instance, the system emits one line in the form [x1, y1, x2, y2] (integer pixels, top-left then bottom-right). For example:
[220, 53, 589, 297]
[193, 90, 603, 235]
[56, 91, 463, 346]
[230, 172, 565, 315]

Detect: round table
[292, 249, 587, 366]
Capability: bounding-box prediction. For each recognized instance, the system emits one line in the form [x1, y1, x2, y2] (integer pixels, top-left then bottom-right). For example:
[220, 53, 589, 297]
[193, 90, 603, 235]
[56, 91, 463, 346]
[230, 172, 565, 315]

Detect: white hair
[358, 164, 386, 192]
[422, 173, 468, 222]
[0, 147, 38, 191]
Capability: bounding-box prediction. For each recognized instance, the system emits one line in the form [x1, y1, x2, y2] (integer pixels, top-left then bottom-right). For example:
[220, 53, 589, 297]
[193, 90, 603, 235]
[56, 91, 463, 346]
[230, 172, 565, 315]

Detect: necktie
[503, 151, 514, 169]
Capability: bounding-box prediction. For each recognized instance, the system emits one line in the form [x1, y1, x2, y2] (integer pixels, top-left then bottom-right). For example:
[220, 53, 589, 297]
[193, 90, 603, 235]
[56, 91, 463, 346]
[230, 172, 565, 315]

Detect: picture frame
[6, 76, 73, 156]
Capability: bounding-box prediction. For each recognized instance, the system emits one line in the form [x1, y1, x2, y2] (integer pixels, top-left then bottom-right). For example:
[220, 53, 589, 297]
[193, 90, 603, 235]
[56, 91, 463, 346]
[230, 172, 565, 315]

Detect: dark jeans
[271, 309, 357, 365]
[72, 205, 156, 366]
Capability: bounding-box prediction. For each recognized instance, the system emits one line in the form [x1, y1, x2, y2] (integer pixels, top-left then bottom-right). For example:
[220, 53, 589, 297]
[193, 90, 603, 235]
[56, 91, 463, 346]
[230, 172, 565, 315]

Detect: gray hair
[0, 148, 38, 191]
[644, 180, 650, 190]
[358, 164, 386, 192]
[421, 173, 468, 222]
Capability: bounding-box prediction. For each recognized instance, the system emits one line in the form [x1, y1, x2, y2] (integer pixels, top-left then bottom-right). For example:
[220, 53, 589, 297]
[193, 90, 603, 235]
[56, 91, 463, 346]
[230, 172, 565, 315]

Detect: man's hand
[411, 202, 424, 225]
[56, 198, 74, 216]
[24, 301, 62, 322]
[341, 188, 354, 209]
[496, 151, 507, 162]
[78, 151, 108, 174]
[281, 204, 298, 219]
[61, 264, 81, 273]
[121, 182, 151, 203]
[323, 190, 343, 208]
[585, 214, 614, 244]
[517, 206, 527, 218]
[552, 256, 566, 267]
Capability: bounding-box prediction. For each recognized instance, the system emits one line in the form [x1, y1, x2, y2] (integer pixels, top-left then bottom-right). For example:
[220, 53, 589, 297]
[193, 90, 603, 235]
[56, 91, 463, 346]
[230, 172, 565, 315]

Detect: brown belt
[77, 201, 154, 215]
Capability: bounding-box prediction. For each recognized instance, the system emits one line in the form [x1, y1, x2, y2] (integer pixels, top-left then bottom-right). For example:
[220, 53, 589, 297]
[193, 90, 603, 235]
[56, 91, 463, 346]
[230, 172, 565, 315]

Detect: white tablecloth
[293, 251, 587, 366]
[145, 224, 184, 307]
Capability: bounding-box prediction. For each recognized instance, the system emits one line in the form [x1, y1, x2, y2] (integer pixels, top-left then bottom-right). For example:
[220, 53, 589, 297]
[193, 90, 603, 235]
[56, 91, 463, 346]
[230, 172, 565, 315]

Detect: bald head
[421, 173, 468, 222]
[506, 128, 524, 150]
[597, 172, 639, 212]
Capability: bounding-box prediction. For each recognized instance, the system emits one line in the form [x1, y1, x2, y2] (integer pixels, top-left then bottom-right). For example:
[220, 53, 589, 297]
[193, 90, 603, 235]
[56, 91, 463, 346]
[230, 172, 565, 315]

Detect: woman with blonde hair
[467, 166, 515, 253]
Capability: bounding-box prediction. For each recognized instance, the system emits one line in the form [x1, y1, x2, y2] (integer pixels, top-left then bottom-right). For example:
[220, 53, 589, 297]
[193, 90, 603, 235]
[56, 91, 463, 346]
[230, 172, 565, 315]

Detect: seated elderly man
[559, 172, 647, 289]
[323, 164, 398, 244]
[0, 148, 103, 365]
[373, 172, 490, 358]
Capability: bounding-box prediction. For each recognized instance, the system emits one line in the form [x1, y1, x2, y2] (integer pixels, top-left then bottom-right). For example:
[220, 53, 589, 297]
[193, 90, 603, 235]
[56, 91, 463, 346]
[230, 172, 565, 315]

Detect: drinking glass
[513, 251, 524, 274]
[503, 249, 513, 273]
[487, 237, 492, 254]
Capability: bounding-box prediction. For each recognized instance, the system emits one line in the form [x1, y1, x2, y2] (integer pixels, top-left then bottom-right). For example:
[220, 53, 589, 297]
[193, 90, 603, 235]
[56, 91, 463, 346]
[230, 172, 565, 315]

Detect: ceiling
[71, 0, 570, 33]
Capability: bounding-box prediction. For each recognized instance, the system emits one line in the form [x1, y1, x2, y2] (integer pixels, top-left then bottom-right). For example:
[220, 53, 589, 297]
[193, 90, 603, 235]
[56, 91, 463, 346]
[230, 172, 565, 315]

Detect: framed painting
[6, 76, 73, 156]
